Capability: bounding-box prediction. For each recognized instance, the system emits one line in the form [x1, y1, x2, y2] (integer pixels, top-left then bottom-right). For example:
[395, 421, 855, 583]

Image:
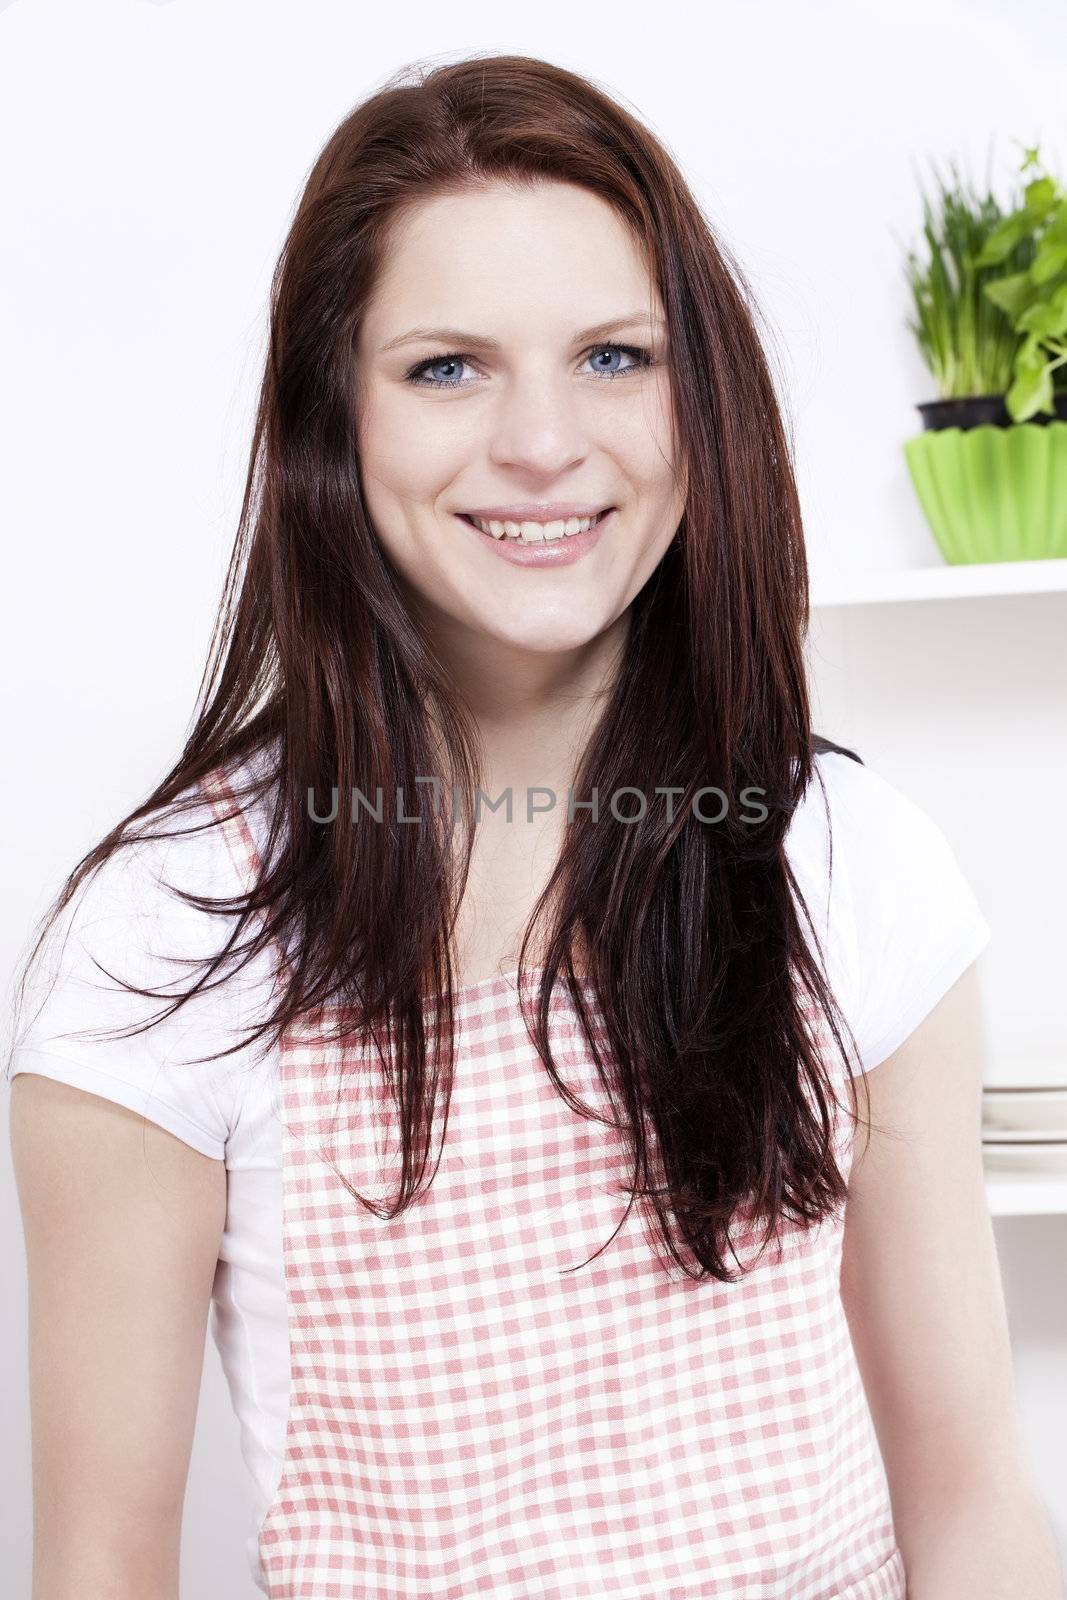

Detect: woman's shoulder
[71, 740, 282, 960]
[4, 746, 284, 1162]
[787, 746, 992, 1075]
[195, 739, 283, 885]
[792, 746, 987, 895]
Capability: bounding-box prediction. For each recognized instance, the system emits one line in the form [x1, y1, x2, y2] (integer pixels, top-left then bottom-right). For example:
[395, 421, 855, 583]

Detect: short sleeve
[820, 753, 992, 1075]
[4, 807, 268, 1160]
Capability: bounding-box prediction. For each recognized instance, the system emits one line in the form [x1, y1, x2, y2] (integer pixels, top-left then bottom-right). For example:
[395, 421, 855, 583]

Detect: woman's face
[355, 179, 686, 659]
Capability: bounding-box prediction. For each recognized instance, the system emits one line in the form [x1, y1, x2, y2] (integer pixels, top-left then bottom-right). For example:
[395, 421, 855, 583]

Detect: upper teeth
[468, 512, 603, 542]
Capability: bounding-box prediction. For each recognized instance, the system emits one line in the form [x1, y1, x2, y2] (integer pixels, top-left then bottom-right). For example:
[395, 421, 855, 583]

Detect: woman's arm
[840, 963, 1064, 1599]
[9, 1072, 227, 1600]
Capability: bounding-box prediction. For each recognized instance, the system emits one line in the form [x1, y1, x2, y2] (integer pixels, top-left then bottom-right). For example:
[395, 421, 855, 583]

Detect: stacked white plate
[983, 1070, 1067, 1175]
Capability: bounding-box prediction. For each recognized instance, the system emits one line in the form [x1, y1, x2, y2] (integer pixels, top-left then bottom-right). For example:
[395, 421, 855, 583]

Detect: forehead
[360, 180, 661, 348]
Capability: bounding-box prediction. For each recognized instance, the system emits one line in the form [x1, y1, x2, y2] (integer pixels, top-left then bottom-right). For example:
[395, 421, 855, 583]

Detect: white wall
[2, 1, 1064, 1593]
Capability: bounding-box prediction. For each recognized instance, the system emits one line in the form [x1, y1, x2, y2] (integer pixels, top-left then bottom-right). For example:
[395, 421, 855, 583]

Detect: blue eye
[403, 342, 655, 389]
[585, 344, 650, 377]
[406, 354, 472, 388]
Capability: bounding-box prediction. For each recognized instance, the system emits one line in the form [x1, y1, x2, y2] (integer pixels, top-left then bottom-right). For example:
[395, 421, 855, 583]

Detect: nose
[486, 368, 590, 480]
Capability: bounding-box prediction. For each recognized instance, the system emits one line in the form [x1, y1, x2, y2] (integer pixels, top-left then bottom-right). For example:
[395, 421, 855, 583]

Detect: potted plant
[901, 146, 1067, 564]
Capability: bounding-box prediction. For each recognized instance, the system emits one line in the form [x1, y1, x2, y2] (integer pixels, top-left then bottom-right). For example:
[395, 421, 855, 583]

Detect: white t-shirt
[4, 749, 992, 1592]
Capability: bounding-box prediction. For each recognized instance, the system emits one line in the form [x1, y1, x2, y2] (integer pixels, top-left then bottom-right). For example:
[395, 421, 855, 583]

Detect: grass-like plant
[901, 156, 1033, 401]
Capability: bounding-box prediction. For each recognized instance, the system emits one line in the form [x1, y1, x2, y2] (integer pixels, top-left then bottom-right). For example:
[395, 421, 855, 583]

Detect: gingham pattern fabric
[200, 764, 907, 1600]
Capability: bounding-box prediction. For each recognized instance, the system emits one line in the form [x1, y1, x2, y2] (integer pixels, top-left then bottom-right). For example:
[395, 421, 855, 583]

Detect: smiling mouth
[458, 508, 614, 543]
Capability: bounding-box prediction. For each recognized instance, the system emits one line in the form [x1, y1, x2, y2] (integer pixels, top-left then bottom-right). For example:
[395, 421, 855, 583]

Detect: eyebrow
[378, 312, 667, 355]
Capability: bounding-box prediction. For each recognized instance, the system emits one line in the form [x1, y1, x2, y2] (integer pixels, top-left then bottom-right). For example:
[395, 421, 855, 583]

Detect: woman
[7, 52, 1061, 1600]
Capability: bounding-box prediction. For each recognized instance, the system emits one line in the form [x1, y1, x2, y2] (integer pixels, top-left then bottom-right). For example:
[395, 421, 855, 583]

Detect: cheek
[356, 393, 467, 609]
[610, 378, 679, 493]
[358, 387, 463, 513]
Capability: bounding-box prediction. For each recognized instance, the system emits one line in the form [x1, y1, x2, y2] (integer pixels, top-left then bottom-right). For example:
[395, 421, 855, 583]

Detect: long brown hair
[7, 52, 872, 1282]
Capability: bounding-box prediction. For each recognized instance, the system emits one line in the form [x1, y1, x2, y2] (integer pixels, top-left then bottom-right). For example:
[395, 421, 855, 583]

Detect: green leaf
[1017, 296, 1067, 337]
[1033, 238, 1067, 283]
[1024, 175, 1061, 217]
[1016, 331, 1049, 373]
[1007, 361, 1054, 421]
[974, 212, 1032, 265]
[982, 270, 1037, 319]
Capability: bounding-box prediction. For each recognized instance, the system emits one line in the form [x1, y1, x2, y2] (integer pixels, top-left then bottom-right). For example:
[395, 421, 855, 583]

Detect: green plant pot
[903, 421, 1067, 563]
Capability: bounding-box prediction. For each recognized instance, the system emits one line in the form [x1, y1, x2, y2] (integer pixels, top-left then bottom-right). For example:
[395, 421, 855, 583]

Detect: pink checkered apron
[201, 764, 907, 1599]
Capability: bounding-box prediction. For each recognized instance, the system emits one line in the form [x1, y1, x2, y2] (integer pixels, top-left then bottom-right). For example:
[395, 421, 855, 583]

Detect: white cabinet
[807, 557, 1067, 1559]
[808, 556, 1067, 1175]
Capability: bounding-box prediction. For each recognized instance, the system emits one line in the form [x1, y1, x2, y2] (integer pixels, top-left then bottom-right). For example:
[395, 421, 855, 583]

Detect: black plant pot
[917, 392, 1067, 432]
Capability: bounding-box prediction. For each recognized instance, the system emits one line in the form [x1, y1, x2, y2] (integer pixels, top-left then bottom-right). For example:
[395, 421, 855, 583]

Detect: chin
[484, 617, 609, 654]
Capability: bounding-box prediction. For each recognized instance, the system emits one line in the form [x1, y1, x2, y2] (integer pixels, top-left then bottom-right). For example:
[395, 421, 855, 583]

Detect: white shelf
[985, 1173, 1067, 1217]
[812, 557, 1067, 608]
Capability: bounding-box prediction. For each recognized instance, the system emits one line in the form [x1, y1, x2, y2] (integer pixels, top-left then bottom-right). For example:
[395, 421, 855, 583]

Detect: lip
[460, 502, 611, 521]
[456, 507, 615, 567]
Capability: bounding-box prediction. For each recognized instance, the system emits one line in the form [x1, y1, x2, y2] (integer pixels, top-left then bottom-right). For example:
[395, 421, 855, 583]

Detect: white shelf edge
[984, 1173, 1067, 1216]
[812, 557, 1067, 608]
